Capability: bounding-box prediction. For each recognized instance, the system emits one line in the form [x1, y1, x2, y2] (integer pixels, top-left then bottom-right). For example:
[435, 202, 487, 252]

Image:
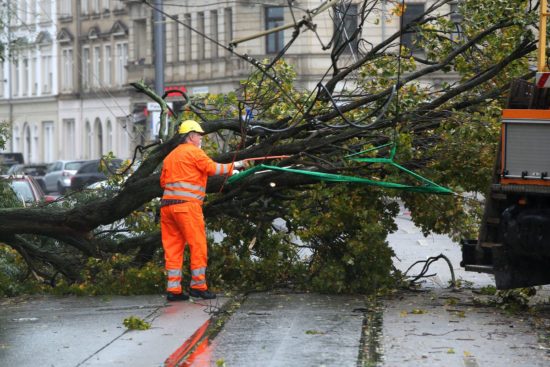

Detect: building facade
[0, 0, 58, 164]
[56, 0, 133, 161]
[0, 0, 454, 163]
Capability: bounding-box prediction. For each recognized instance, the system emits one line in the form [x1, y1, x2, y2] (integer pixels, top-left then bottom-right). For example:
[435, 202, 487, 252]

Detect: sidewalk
[0, 294, 227, 367]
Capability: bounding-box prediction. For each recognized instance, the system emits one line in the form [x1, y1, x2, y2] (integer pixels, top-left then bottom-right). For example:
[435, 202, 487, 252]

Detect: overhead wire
[142, 0, 302, 112]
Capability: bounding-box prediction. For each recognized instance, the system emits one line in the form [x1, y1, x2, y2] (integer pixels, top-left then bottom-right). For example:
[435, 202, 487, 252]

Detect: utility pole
[152, 0, 165, 140]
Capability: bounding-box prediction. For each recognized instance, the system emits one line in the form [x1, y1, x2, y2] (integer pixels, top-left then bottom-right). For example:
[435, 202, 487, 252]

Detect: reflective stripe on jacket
[161, 142, 234, 204]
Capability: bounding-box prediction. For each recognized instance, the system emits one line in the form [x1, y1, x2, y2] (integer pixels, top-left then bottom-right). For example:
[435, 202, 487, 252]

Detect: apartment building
[0, 0, 58, 164]
[0, 0, 454, 163]
[57, 0, 133, 161]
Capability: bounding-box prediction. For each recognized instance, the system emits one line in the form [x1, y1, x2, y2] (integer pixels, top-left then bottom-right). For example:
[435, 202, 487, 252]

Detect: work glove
[233, 160, 249, 170]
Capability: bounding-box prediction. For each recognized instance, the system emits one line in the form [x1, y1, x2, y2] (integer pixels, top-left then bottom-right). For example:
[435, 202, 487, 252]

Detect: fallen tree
[0, 0, 539, 293]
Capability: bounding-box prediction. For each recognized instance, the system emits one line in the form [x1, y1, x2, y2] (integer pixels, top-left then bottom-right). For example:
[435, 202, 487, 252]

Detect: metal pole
[153, 0, 165, 96]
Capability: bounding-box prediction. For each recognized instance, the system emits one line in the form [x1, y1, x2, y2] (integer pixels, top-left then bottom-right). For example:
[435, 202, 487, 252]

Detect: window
[333, 4, 358, 54]
[114, 0, 124, 11]
[62, 48, 73, 91]
[224, 8, 232, 56]
[41, 50, 53, 94]
[92, 46, 100, 87]
[42, 121, 54, 163]
[31, 56, 37, 95]
[265, 7, 284, 54]
[13, 59, 20, 96]
[172, 16, 180, 62]
[103, 0, 111, 12]
[19, 1, 27, 24]
[23, 124, 31, 163]
[13, 126, 20, 152]
[94, 118, 103, 157]
[115, 42, 128, 86]
[197, 12, 205, 59]
[184, 14, 192, 60]
[92, 0, 100, 14]
[60, 0, 72, 17]
[63, 119, 75, 158]
[117, 117, 129, 156]
[40, 0, 51, 19]
[104, 45, 111, 86]
[82, 0, 89, 15]
[44, 54, 53, 94]
[402, 3, 425, 52]
[449, 1, 463, 41]
[134, 19, 147, 64]
[82, 47, 90, 89]
[210, 10, 218, 59]
[106, 120, 113, 152]
[33, 126, 38, 163]
[23, 58, 29, 96]
[85, 120, 92, 159]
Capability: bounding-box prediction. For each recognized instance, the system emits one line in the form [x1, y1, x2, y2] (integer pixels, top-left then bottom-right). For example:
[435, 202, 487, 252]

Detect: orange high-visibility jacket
[160, 143, 234, 203]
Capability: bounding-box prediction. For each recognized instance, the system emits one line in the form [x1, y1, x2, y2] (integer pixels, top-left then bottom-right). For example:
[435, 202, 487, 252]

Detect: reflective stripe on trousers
[190, 267, 207, 289]
[166, 269, 182, 294]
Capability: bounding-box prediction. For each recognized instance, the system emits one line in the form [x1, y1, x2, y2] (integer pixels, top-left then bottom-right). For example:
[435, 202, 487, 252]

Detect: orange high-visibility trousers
[161, 201, 208, 294]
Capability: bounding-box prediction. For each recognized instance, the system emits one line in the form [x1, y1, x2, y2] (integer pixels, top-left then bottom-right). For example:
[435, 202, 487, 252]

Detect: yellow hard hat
[178, 119, 205, 135]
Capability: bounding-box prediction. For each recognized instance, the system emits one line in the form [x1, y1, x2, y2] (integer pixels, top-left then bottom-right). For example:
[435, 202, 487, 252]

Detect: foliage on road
[123, 315, 151, 330]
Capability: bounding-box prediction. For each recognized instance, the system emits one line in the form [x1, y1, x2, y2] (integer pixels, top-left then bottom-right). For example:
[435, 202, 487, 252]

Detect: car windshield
[9, 181, 34, 202]
[65, 162, 85, 171]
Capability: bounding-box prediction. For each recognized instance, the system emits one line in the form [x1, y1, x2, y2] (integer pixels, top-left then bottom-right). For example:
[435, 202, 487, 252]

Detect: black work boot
[167, 292, 189, 301]
[189, 289, 217, 299]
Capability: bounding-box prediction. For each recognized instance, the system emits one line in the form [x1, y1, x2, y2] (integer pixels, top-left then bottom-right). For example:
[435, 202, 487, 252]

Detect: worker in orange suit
[160, 119, 245, 301]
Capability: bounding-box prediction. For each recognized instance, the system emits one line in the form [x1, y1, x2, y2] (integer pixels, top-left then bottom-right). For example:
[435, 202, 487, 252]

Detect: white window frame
[103, 45, 112, 86]
[85, 120, 92, 159]
[41, 51, 52, 94]
[224, 8, 232, 57]
[82, 0, 89, 15]
[115, 42, 128, 86]
[23, 57, 29, 96]
[13, 59, 20, 97]
[82, 46, 90, 89]
[62, 48, 74, 91]
[184, 14, 192, 61]
[60, 0, 72, 17]
[92, 45, 101, 87]
[63, 119, 76, 159]
[106, 119, 113, 153]
[43, 121, 54, 162]
[210, 10, 218, 59]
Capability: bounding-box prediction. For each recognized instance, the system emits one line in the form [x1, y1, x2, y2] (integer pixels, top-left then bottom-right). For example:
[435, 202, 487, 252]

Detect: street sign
[147, 102, 173, 112]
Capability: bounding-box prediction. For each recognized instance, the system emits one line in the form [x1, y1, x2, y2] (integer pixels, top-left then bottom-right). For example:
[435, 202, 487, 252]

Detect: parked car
[70, 159, 123, 191]
[0, 153, 24, 174]
[7, 163, 50, 191]
[1, 175, 56, 205]
[43, 160, 88, 194]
